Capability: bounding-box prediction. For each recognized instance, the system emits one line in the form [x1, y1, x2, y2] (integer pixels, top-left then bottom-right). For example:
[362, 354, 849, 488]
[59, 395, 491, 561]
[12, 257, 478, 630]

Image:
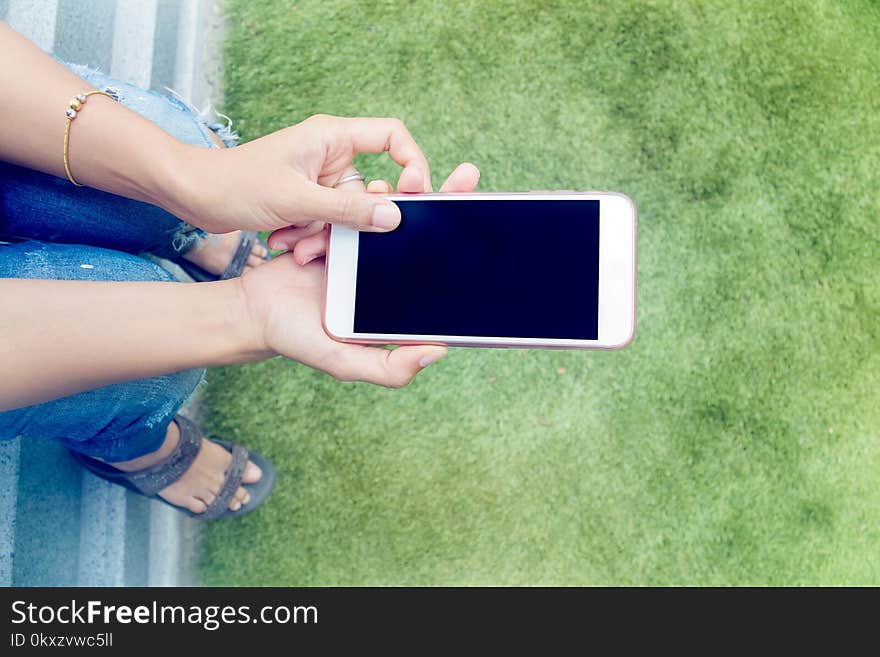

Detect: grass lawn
[201, 0, 879, 585]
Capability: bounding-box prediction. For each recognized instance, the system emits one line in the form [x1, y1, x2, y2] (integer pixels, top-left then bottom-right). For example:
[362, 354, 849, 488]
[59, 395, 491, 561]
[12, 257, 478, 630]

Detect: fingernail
[372, 203, 400, 230]
[302, 253, 318, 266]
[243, 492, 251, 505]
[418, 353, 444, 368]
[246, 462, 262, 480]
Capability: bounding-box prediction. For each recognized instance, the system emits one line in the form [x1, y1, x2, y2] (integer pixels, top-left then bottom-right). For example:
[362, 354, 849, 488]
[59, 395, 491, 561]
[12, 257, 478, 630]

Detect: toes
[229, 486, 249, 511]
[243, 460, 262, 484]
[187, 498, 208, 514]
[246, 243, 269, 269]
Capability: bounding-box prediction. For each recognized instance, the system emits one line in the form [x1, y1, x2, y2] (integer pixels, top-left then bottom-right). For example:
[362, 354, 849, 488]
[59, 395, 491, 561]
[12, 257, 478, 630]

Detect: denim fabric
[0, 62, 230, 258]
[0, 63, 224, 461]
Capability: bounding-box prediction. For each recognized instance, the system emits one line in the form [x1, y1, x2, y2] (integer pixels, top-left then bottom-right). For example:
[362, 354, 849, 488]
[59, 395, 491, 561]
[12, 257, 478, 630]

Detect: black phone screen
[353, 199, 600, 339]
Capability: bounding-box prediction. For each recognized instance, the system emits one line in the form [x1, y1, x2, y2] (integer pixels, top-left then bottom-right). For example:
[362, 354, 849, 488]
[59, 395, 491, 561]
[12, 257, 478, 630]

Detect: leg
[0, 240, 203, 458]
[0, 241, 260, 512]
[0, 62, 266, 271]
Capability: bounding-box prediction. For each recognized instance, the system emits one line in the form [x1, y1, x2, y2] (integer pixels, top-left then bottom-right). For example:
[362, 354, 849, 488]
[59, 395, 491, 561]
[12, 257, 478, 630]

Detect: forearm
[0, 21, 191, 213]
[0, 278, 268, 411]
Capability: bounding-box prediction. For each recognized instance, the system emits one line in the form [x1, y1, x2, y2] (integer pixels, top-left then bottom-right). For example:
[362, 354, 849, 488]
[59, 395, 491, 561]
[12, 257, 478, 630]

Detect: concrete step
[1, 0, 220, 587]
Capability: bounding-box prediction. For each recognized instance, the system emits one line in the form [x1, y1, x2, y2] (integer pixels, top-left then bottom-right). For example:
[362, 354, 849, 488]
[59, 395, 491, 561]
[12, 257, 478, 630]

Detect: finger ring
[334, 171, 365, 187]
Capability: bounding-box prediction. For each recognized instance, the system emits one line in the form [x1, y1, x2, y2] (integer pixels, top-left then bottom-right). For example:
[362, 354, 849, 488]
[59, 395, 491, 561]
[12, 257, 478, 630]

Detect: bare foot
[111, 420, 262, 514]
[181, 231, 268, 277]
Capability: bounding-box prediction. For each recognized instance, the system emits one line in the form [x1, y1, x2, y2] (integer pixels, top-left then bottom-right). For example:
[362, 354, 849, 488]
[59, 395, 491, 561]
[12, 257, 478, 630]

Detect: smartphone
[323, 192, 636, 349]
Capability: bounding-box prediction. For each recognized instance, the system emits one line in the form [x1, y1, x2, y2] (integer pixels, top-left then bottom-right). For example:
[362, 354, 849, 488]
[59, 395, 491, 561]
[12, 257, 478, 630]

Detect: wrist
[222, 277, 275, 363]
[151, 141, 215, 228]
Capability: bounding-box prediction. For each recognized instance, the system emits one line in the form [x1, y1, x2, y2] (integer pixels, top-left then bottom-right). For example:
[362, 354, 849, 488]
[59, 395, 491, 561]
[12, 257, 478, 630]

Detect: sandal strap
[202, 443, 249, 520]
[126, 414, 202, 496]
[220, 231, 257, 280]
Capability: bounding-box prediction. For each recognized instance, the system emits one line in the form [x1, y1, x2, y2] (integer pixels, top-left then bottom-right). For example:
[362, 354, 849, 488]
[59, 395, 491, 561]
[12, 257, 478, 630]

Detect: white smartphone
[323, 192, 636, 349]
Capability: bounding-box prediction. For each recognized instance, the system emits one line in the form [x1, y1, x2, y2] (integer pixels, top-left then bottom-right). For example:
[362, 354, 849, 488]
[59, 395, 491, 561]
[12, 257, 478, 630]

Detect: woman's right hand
[170, 114, 432, 236]
[268, 161, 481, 265]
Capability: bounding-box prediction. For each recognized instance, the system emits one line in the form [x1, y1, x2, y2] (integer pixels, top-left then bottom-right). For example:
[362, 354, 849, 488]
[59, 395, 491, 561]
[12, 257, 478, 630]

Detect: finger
[292, 230, 330, 266]
[367, 179, 394, 194]
[338, 117, 431, 191]
[299, 182, 401, 231]
[333, 165, 368, 192]
[397, 165, 429, 193]
[439, 162, 481, 192]
[333, 344, 448, 388]
[267, 221, 326, 251]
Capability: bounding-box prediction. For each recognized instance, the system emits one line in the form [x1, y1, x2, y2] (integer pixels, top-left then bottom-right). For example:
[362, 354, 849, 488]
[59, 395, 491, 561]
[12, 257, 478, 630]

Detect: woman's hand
[237, 164, 480, 387]
[268, 161, 481, 265]
[238, 254, 440, 387]
[171, 114, 434, 235]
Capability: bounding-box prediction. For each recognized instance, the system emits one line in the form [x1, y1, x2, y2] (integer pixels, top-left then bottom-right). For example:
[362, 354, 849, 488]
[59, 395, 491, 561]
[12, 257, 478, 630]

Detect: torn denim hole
[163, 87, 240, 148]
[63, 59, 239, 149]
[63, 61, 125, 103]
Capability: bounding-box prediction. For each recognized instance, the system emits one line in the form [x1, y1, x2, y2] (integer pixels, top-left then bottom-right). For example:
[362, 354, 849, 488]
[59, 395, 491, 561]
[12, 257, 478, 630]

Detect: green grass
[201, 0, 880, 585]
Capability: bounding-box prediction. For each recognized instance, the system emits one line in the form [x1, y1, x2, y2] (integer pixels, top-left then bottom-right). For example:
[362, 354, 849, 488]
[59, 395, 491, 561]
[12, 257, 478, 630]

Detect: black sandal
[172, 230, 269, 282]
[70, 414, 276, 520]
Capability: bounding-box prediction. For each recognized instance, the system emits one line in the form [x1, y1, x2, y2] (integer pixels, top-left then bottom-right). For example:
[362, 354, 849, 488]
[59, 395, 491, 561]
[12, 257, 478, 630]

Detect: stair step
[11, 439, 83, 586]
[3, 0, 215, 587]
[0, 440, 21, 586]
[77, 472, 128, 586]
[5, 0, 59, 51]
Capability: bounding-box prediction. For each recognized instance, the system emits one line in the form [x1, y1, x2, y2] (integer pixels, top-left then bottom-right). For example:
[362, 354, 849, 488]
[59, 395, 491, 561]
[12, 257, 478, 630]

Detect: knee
[0, 241, 176, 283]
[51, 367, 206, 461]
[62, 61, 222, 149]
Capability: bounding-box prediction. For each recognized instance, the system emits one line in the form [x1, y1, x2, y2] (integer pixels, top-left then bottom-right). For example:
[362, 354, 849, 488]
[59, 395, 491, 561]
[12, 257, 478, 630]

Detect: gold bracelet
[63, 90, 116, 186]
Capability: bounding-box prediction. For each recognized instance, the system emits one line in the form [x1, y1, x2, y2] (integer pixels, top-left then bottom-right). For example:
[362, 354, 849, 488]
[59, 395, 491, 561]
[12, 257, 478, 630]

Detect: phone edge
[322, 191, 637, 350]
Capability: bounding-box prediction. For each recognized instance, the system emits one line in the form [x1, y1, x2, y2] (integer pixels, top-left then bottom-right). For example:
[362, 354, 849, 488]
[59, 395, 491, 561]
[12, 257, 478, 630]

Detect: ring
[333, 171, 366, 187]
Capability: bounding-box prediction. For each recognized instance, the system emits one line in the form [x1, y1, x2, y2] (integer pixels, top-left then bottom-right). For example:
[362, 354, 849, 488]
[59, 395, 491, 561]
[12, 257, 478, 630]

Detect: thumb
[301, 182, 401, 231]
[334, 344, 447, 388]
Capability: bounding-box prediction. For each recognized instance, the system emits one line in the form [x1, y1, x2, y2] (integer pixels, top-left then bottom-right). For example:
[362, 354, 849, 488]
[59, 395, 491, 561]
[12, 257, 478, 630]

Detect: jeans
[0, 64, 234, 461]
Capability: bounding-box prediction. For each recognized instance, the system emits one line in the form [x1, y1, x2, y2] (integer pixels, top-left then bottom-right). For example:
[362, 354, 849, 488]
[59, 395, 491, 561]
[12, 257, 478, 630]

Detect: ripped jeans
[0, 64, 235, 461]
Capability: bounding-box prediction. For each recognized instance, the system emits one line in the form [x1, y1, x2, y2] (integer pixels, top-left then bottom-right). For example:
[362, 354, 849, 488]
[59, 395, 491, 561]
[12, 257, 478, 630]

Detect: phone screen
[354, 199, 600, 339]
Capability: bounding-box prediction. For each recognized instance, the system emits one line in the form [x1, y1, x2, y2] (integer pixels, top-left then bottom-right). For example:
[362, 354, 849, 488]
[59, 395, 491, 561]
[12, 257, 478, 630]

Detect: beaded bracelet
[63, 90, 117, 186]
